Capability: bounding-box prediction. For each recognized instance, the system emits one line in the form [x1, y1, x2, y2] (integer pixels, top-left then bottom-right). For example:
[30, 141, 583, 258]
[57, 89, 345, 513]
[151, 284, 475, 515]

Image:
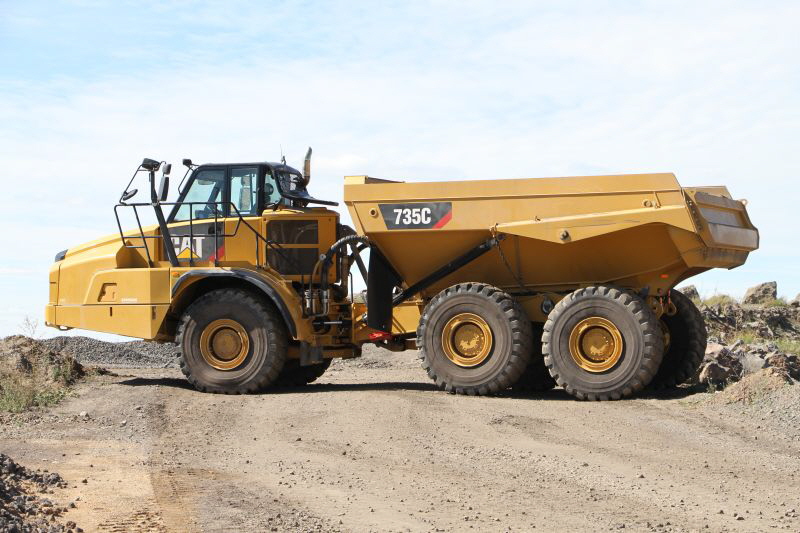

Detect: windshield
[173, 169, 225, 221]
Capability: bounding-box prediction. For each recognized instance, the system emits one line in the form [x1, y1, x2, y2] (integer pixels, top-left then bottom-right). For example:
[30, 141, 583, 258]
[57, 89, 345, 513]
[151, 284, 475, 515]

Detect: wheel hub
[441, 313, 493, 367]
[568, 316, 623, 373]
[200, 319, 250, 370]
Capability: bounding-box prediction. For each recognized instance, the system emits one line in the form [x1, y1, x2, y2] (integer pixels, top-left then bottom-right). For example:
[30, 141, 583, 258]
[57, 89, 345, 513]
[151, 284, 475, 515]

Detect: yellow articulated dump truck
[45, 150, 758, 400]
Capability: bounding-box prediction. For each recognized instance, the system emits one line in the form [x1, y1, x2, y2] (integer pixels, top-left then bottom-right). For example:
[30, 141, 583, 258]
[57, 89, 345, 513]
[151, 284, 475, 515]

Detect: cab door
[165, 166, 227, 266]
[220, 166, 264, 267]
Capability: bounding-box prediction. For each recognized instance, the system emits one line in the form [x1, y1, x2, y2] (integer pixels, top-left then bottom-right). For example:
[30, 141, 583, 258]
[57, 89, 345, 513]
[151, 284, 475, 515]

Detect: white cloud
[0, 1, 798, 336]
[0, 268, 40, 276]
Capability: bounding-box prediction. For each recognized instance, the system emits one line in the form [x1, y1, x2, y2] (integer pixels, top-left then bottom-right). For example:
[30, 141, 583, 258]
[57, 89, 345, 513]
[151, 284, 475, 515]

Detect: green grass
[0, 352, 82, 413]
[733, 329, 759, 344]
[50, 357, 82, 385]
[702, 294, 737, 306]
[0, 379, 33, 412]
[774, 338, 800, 355]
[730, 330, 800, 355]
[0, 377, 71, 413]
[763, 298, 789, 308]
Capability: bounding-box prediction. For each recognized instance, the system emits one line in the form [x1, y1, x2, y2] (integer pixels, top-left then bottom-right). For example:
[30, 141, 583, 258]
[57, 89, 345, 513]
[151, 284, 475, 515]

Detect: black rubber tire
[542, 286, 664, 401]
[276, 358, 332, 387]
[417, 283, 533, 396]
[512, 323, 557, 392]
[177, 288, 288, 393]
[648, 290, 708, 388]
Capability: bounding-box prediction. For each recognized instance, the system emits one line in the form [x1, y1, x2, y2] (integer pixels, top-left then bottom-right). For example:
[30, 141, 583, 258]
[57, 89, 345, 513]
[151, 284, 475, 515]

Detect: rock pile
[689, 282, 800, 390]
[0, 453, 79, 532]
[42, 336, 177, 369]
[0, 337, 85, 412]
[697, 341, 799, 387]
[688, 281, 800, 343]
[0, 337, 84, 384]
[742, 281, 778, 305]
[1, 334, 180, 412]
[701, 303, 800, 339]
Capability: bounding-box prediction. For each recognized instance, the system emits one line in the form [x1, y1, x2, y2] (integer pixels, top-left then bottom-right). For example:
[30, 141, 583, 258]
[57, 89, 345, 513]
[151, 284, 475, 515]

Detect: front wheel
[542, 286, 663, 401]
[177, 288, 288, 393]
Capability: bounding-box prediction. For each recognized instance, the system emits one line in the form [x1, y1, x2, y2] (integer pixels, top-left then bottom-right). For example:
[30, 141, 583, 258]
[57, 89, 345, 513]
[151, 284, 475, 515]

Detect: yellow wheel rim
[568, 317, 624, 373]
[441, 312, 493, 368]
[199, 319, 250, 370]
[659, 320, 671, 352]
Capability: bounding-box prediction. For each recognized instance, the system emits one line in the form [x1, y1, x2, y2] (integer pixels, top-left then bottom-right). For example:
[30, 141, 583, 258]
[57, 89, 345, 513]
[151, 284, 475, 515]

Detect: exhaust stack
[303, 147, 312, 185]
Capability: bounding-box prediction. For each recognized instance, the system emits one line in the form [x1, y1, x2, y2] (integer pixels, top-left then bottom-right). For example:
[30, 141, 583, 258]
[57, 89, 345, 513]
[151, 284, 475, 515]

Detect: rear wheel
[177, 288, 287, 393]
[542, 286, 663, 401]
[276, 358, 332, 387]
[417, 283, 532, 396]
[649, 290, 707, 388]
[512, 324, 557, 392]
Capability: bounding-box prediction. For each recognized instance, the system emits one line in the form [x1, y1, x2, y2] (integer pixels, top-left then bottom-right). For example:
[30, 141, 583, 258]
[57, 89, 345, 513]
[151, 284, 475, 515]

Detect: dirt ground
[2, 346, 800, 533]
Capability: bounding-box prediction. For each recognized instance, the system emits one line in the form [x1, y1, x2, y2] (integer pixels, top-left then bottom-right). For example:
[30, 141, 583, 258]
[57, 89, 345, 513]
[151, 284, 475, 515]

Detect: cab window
[173, 169, 225, 221]
[264, 168, 282, 206]
[230, 167, 259, 216]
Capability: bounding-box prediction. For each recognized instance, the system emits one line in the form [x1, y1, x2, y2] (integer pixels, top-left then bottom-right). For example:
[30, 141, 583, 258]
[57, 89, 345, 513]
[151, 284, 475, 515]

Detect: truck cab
[45, 155, 356, 370]
[164, 161, 338, 272]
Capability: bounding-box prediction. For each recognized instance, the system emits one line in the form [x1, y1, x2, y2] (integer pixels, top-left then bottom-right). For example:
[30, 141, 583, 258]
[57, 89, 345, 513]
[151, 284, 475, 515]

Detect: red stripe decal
[210, 245, 225, 262]
[433, 210, 452, 229]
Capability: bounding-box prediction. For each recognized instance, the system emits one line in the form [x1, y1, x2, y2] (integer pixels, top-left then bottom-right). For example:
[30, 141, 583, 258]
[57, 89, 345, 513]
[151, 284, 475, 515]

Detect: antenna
[280, 144, 286, 165]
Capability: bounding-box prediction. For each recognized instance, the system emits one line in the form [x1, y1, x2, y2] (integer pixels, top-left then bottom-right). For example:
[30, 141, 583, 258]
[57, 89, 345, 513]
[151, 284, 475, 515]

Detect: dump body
[344, 173, 758, 309]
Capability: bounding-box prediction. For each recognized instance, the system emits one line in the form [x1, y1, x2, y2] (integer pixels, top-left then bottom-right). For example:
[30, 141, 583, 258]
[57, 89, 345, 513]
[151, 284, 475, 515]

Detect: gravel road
[2, 345, 800, 532]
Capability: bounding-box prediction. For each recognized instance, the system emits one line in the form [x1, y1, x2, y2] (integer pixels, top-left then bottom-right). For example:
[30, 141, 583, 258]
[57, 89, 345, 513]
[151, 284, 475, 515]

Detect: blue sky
[1, 0, 798, 339]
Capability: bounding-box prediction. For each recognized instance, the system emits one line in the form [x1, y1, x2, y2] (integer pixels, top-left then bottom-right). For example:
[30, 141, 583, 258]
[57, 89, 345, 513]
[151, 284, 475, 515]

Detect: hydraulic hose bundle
[304, 234, 370, 317]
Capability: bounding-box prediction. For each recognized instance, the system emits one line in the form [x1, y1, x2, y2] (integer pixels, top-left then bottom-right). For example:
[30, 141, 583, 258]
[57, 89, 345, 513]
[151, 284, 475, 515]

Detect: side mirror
[157, 176, 169, 202]
[141, 158, 161, 172]
[163, 163, 172, 176]
[182, 158, 192, 168]
[121, 189, 138, 202]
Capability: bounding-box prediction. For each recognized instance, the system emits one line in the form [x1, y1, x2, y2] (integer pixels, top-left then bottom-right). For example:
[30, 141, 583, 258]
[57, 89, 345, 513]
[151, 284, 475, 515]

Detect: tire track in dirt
[3, 351, 800, 532]
[97, 508, 167, 532]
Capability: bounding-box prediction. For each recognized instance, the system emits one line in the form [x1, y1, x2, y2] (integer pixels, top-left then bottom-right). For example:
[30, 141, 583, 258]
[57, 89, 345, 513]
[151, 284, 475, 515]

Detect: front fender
[171, 268, 299, 338]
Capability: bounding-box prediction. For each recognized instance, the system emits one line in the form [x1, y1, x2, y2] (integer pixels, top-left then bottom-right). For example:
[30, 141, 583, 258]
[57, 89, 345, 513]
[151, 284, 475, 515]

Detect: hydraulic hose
[319, 234, 370, 292]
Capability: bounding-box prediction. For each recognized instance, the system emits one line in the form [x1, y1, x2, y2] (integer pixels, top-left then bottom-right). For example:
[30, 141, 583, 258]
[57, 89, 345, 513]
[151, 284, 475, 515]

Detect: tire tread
[542, 285, 663, 401]
[649, 290, 707, 388]
[176, 288, 287, 394]
[417, 283, 532, 396]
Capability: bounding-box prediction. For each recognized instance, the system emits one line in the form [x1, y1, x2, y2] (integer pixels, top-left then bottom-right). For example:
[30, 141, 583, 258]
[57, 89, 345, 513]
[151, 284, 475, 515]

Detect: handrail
[113, 201, 305, 280]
